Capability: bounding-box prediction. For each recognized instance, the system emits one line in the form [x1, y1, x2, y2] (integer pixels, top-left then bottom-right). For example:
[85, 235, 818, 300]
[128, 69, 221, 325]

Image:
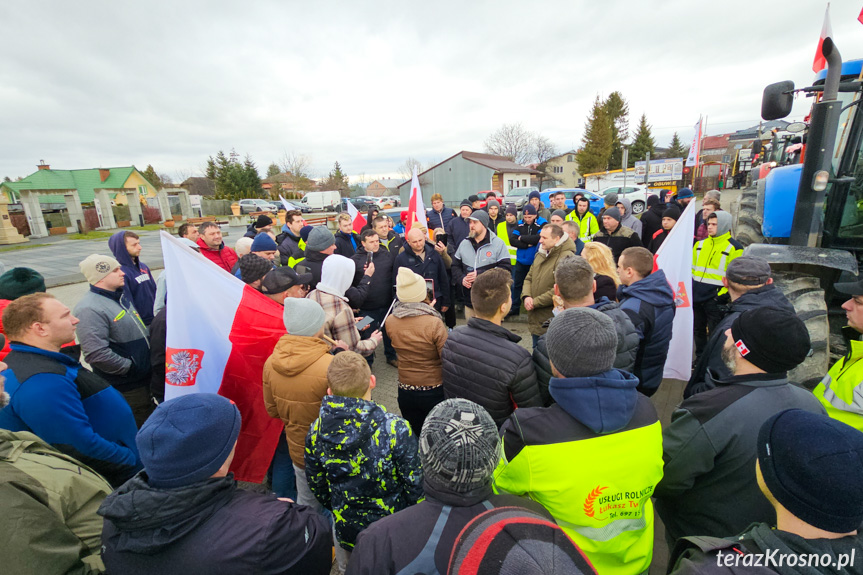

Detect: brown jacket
[386, 302, 448, 388]
[263, 334, 333, 468]
[523, 236, 577, 335]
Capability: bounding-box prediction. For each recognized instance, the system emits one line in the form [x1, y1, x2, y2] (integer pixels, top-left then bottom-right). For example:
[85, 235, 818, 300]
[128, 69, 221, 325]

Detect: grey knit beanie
[283, 297, 326, 336]
[547, 307, 617, 377]
[306, 226, 335, 252]
[420, 399, 500, 495]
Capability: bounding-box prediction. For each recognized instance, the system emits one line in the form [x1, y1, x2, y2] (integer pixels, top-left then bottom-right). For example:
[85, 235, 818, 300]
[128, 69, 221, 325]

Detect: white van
[300, 190, 341, 211]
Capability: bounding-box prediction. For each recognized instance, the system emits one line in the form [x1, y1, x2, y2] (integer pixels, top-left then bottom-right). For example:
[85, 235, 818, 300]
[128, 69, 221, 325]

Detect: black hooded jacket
[98, 473, 332, 575]
[640, 198, 665, 248]
[685, 284, 794, 398]
[350, 246, 394, 311]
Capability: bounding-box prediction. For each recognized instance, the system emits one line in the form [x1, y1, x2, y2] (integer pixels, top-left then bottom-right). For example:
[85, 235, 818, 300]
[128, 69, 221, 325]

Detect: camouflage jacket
[305, 396, 423, 548]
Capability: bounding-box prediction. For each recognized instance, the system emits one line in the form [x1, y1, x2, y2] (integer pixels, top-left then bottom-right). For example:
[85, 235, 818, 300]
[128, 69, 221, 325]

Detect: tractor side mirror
[762, 81, 795, 121]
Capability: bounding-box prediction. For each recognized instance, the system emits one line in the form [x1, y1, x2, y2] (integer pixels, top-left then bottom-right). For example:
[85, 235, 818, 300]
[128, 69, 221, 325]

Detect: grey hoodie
[617, 198, 642, 239]
[712, 210, 733, 236]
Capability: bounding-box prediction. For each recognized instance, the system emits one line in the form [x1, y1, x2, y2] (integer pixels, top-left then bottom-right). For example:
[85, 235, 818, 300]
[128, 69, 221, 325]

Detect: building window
[508, 180, 514, 191]
[567, 155, 574, 162]
[522, 179, 527, 187]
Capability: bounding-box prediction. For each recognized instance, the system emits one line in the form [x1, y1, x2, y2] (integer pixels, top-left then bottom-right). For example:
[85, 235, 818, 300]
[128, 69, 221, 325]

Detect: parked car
[239, 198, 278, 214]
[301, 190, 341, 211]
[280, 199, 312, 214]
[596, 185, 657, 214]
[340, 198, 378, 213]
[504, 186, 540, 209]
[476, 190, 505, 209]
[539, 188, 591, 211]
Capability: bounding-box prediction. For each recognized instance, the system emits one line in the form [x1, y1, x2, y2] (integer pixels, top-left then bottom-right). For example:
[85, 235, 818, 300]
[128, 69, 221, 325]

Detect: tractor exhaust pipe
[822, 37, 842, 102]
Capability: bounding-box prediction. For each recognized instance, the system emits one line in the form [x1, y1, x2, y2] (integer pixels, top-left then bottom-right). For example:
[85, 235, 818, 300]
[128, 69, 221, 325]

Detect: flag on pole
[406, 166, 428, 235]
[685, 117, 702, 168]
[813, 4, 833, 72]
[161, 232, 286, 483]
[654, 201, 696, 380]
[278, 194, 294, 213]
[858, 4, 863, 25]
[345, 200, 367, 234]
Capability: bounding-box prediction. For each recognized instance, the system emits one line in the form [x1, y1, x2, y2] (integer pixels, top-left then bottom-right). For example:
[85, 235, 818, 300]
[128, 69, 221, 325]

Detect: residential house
[1, 164, 158, 206]
[367, 178, 402, 197]
[542, 151, 581, 188]
[180, 177, 216, 197]
[396, 151, 540, 207]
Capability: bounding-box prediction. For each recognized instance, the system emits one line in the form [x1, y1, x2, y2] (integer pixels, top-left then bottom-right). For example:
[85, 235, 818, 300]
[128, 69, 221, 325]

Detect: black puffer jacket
[639, 200, 665, 248]
[297, 250, 371, 308]
[686, 284, 794, 398]
[99, 473, 331, 575]
[334, 230, 361, 257]
[532, 297, 640, 405]
[441, 317, 542, 427]
[350, 246, 394, 311]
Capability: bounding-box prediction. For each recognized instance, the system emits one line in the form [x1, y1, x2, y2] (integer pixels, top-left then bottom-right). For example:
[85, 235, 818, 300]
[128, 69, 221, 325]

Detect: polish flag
[813, 5, 832, 73]
[345, 200, 367, 234]
[161, 232, 286, 483]
[859, 5, 863, 25]
[406, 166, 428, 235]
[654, 200, 696, 380]
[685, 117, 702, 168]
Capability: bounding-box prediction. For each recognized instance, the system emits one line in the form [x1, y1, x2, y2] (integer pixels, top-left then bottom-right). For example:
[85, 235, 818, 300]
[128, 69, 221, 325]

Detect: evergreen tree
[205, 156, 217, 180]
[629, 114, 656, 168]
[323, 161, 350, 196]
[140, 164, 164, 190]
[266, 163, 281, 178]
[209, 149, 262, 200]
[576, 96, 613, 175]
[603, 92, 630, 171]
[664, 132, 688, 159]
[241, 155, 263, 199]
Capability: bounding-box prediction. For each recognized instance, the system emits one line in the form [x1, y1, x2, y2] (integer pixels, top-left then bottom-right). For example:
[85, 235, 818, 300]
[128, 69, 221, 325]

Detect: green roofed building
[1, 164, 157, 205]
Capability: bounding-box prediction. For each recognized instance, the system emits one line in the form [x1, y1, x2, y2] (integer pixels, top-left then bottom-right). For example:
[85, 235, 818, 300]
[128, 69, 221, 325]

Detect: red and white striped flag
[654, 201, 696, 380]
[813, 4, 832, 72]
[345, 200, 367, 234]
[161, 232, 286, 483]
[406, 166, 428, 235]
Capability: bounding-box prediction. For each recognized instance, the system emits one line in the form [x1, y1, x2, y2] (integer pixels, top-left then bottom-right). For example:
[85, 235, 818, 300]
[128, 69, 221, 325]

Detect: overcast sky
[2, 0, 863, 184]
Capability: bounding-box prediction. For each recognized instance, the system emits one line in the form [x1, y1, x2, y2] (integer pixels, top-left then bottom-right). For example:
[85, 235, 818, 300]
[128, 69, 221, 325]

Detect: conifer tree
[576, 96, 613, 175]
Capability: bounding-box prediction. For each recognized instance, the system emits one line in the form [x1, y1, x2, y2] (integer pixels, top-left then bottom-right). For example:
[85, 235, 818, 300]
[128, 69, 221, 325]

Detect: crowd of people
[1, 188, 863, 575]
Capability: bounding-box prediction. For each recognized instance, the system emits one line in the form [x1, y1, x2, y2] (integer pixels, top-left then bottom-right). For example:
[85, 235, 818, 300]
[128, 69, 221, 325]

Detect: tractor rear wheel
[773, 271, 829, 390]
[734, 190, 764, 247]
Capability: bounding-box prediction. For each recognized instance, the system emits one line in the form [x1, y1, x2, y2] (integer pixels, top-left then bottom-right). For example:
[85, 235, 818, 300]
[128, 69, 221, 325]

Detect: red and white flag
[345, 200, 367, 234]
[654, 201, 696, 380]
[406, 166, 428, 235]
[161, 231, 286, 483]
[813, 4, 832, 72]
[858, 5, 863, 25]
[685, 117, 702, 168]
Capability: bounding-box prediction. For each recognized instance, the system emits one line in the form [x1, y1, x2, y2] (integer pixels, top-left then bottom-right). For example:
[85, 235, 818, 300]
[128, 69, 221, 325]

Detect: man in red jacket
[195, 222, 238, 273]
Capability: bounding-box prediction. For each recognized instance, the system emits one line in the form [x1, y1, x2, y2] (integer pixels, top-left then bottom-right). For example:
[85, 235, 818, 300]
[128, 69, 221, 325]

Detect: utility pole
[644, 151, 651, 186]
[622, 146, 629, 189]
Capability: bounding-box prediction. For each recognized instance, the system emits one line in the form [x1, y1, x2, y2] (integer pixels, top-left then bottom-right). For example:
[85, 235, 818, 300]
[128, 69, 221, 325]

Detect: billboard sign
[634, 158, 684, 182]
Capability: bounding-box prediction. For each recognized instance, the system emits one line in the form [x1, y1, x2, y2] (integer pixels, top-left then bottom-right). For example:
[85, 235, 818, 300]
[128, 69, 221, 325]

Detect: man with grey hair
[532, 256, 639, 404]
[346, 398, 552, 575]
[560, 221, 584, 255]
[685, 255, 793, 398]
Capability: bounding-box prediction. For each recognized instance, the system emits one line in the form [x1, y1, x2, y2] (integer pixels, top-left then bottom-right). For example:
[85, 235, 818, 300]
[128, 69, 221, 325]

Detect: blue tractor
[734, 38, 861, 388]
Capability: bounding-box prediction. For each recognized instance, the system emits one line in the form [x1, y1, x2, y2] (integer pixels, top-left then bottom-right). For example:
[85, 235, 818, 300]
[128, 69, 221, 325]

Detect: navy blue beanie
[251, 233, 278, 252]
[758, 409, 863, 533]
[528, 191, 541, 201]
[137, 394, 242, 488]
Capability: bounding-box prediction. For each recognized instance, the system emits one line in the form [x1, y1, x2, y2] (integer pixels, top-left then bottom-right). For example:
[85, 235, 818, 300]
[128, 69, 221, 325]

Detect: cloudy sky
[2, 0, 862, 184]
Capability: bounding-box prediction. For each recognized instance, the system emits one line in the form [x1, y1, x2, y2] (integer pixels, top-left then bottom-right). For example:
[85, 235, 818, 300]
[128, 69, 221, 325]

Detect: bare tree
[280, 152, 312, 179]
[397, 157, 424, 181]
[484, 124, 556, 165]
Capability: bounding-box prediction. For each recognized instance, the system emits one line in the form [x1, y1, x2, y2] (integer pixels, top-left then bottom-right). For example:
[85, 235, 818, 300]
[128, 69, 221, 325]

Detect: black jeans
[694, 297, 726, 357]
[398, 386, 445, 436]
[511, 262, 531, 315]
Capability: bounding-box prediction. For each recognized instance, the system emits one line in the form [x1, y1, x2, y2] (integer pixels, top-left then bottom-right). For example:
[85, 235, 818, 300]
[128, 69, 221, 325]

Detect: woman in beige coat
[386, 267, 448, 434]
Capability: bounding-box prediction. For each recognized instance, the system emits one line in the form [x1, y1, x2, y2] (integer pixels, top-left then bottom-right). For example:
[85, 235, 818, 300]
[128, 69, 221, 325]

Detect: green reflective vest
[566, 210, 599, 241]
[494, 419, 664, 575]
[814, 329, 863, 433]
[289, 238, 306, 268]
[497, 221, 517, 265]
[691, 232, 741, 296]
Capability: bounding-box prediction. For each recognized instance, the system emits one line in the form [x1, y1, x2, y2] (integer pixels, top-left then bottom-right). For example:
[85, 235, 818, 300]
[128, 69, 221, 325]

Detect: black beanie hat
[254, 214, 273, 229]
[647, 195, 660, 208]
[460, 199, 472, 208]
[238, 254, 272, 284]
[663, 205, 681, 221]
[758, 409, 863, 533]
[730, 308, 810, 373]
[0, 268, 46, 300]
[448, 506, 597, 575]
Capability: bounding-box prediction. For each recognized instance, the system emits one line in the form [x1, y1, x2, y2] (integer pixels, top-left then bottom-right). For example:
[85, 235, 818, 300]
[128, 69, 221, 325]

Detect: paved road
[4, 224, 248, 288]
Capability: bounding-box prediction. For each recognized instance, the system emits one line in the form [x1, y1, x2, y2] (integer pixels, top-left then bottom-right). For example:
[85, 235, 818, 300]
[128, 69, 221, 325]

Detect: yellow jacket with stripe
[814, 327, 863, 433]
[493, 369, 663, 575]
[496, 221, 517, 265]
[691, 231, 742, 301]
[566, 209, 599, 241]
